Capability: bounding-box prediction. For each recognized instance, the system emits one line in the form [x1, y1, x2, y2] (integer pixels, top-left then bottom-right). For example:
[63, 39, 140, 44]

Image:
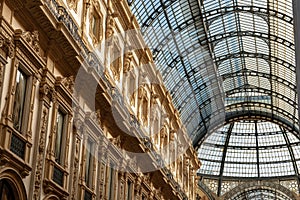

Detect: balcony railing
[10, 133, 26, 159]
[53, 165, 64, 187]
[84, 190, 93, 200]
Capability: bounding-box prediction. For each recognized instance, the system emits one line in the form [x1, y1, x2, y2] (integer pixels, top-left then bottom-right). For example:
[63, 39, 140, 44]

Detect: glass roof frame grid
[230, 188, 293, 200]
[216, 123, 234, 196]
[130, 0, 227, 141]
[200, 0, 298, 146]
[129, 3, 299, 183]
[198, 121, 300, 197]
[281, 127, 300, 192]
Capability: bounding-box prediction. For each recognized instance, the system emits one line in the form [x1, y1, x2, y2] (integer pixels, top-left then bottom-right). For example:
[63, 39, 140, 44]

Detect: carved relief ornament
[56, 75, 75, 93]
[123, 51, 133, 73]
[0, 34, 15, 58]
[105, 9, 118, 39]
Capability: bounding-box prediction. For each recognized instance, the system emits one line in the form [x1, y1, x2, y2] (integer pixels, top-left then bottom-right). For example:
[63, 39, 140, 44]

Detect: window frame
[126, 178, 133, 200]
[11, 63, 33, 135]
[84, 137, 95, 188]
[45, 87, 73, 191]
[107, 161, 116, 200]
[7, 59, 36, 164]
[89, 7, 102, 44]
[54, 108, 67, 165]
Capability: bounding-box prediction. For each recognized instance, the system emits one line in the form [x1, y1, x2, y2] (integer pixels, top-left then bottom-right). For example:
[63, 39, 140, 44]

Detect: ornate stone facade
[0, 0, 207, 199]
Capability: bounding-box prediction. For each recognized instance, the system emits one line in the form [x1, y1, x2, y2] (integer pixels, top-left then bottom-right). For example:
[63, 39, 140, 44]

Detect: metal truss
[222, 69, 296, 90]
[225, 86, 297, 109]
[203, 5, 293, 27]
[204, 31, 294, 51]
[215, 52, 295, 72]
[230, 188, 293, 200]
[129, 1, 299, 171]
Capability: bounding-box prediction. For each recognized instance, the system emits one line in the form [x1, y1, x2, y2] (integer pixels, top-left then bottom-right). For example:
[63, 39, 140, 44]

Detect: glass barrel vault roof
[198, 121, 300, 179]
[128, 0, 300, 197]
[198, 120, 300, 197]
[129, 0, 298, 146]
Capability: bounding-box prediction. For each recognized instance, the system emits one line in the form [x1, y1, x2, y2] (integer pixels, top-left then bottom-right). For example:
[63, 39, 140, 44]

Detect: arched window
[0, 180, 15, 200]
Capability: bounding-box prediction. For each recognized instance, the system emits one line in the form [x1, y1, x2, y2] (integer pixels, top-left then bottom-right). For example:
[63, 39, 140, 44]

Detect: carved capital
[22, 30, 41, 54]
[105, 9, 118, 39]
[56, 75, 74, 93]
[123, 51, 133, 73]
[143, 173, 151, 184]
[39, 82, 52, 100]
[109, 135, 121, 148]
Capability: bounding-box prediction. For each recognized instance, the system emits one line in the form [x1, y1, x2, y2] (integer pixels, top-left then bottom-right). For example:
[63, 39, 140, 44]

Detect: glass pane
[13, 69, 27, 131]
[85, 139, 93, 187]
[108, 163, 115, 200]
[127, 180, 132, 200]
[55, 110, 64, 164]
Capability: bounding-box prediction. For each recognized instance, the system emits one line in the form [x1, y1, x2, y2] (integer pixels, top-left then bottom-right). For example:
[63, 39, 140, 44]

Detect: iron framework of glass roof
[198, 120, 300, 196]
[229, 188, 293, 200]
[128, 0, 300, 199]
[129, 0, 298, 146]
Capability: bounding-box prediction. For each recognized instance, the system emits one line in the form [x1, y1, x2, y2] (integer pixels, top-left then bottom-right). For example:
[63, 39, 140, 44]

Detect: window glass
[92, 13, 98, 36]
[108, 163, 115, 200]
[55, 110, 65, 164]
[85, 139, 93, 187]
[12, 69, 27, 131]
[126, 180, 132, 200]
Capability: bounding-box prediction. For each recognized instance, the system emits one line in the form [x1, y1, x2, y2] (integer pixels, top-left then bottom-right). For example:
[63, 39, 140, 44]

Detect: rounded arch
[193, 109, 300, 148]
[0, 168, 27, 200]
[223, 181, 298, 200]
[43, 194, 60, 200]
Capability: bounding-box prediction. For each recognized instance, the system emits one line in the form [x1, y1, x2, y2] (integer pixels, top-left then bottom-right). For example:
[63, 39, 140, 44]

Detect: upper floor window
[85, 139, 94, 188]
[108, 162, 115, 200]
[90, 9, 102, 43]
[12, 69, 27, 131]
[126, 180, 132, 200]
[55, 110, 66, 164]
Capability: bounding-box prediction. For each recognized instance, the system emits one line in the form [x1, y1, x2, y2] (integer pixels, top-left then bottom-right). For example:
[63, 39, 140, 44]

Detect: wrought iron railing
[10, 133, 25, 159]
[53, 165, 64, 186]
[84, 190, 93, 200]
